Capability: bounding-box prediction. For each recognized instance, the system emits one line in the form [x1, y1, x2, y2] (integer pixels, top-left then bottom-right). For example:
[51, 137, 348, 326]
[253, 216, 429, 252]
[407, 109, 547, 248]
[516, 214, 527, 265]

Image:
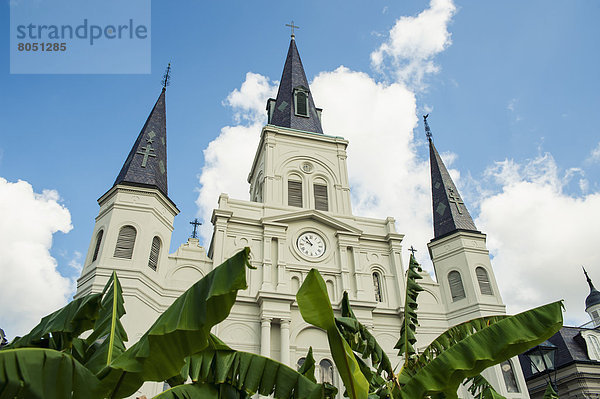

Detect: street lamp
[524, 340, 558, 394]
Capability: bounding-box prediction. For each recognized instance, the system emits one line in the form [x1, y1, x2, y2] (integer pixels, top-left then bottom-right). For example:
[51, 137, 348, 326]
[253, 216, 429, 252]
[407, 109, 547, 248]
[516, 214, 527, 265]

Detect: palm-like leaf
[297, 347, 317, 383]
[6, 293, 103, 351]
[297, 269, 369, 399]
[543, 382, 559, 399]
[465, 374, 506, 399]
[0, 348, 101, 399]
[98, 248, 254, 398]
[394, 254, 423, 368]
[336, 292, 394, 379]
[397, 301, 564, 398]
[178, 335, 335, 399]
[153, 381, 249, 399]
[84, 271, 128, 375]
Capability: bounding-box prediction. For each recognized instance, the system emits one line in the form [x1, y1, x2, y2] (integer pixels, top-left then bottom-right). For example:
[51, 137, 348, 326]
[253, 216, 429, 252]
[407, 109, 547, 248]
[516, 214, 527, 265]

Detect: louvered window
[114, 225, 136, 259]
[147, 236, 161, 271]
[476, 267, 493, 295]
[314, 184, 328, 211]
[288, 180, 303, 207]
[319, 359, 334, 384]
[295, 90, 308, 116]
[92, 230, 103, 262]
[500, 360, 520, 393]
[448, 271, 466, 301]
[373, 272, 383, 302]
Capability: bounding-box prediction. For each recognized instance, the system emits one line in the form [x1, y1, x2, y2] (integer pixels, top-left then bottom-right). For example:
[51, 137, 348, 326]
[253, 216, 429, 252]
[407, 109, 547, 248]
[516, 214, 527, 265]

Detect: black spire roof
[268, 37, 323, 134]
[583, 268, 600, 310]
[113, 88, 168, 196]
[426, 117, 479, 239]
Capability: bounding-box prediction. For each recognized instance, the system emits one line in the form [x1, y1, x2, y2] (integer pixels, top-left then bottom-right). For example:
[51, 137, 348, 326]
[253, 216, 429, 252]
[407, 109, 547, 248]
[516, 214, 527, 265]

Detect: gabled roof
[428, 135, 479, 240]
[113, 88, 169, 196]
[262, 210, 362, 235]
[269, 38, 323, 134]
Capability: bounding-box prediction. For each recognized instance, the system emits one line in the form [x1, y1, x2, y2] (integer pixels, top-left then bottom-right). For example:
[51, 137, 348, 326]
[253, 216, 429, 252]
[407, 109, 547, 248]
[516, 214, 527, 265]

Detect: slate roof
[269, 37, 323, 134]
[518, 326, 599, 380]
[113, 88, 169, 196]
[428, 136, 479, 239]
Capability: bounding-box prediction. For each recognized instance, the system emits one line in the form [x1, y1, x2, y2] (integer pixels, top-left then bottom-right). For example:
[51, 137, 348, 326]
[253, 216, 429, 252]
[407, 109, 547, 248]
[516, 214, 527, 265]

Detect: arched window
[294, 89, 308, 117]
[373, 272, 383, 302]
[500, 360, 520, 393]
[448, 271, 466, 301]
[114, 225, 136, 259]
[326, 280, 335, 302]
[297, 357, 306, 370]
[92, 230, 103, 262]
[476, 267, 493, 295]
[148, 236, 161, 271]
[319, 359, 334, 384]
[288, 180, 303, 207]
[314, 183, 328, 211]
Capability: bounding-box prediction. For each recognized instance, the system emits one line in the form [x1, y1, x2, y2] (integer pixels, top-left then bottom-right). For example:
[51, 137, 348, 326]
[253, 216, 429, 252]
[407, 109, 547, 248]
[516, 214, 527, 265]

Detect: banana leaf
[465, 374, 506, 399]
[152, 382, 248, 399]
[0, 348, 101, 399]
[297, 269, 369, 399]
[181, 334, 334, 399]
[6, 292, 103, 351]
[394, 254, 423, 369]
[397, 301, 564, 399]
[98, 248, 254, 398]
[336, 292, 394, 379]
[298, 347, 317, 383]
[543, 382, 559, 399]
[84, 271, 128, 375]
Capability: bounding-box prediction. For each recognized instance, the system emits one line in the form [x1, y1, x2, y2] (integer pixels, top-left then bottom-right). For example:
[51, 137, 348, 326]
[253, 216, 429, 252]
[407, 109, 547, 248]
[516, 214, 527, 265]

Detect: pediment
[262, 210, 362, 235]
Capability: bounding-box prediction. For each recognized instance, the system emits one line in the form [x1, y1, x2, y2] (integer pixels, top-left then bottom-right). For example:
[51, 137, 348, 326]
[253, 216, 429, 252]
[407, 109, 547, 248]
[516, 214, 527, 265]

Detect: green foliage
[175, 335, 335, 399]
[395, 253, 423, 368]
[297, 269, 369, 399]
[98, 247, 254, 398]
[7, 293, 103, 351]
[465, 374, 506, 399]
[0, 348, 101, 399]
[154, 382, 248, 399]
[84, 271, 128, 375]
[297, 347, 317, 383]
[543, 382, 559, 399]
[336, 292, 394, 379]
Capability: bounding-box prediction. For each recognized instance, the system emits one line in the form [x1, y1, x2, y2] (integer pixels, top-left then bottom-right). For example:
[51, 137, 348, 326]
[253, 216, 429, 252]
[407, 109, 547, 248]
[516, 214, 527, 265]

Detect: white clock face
[297, 232, 326, 258]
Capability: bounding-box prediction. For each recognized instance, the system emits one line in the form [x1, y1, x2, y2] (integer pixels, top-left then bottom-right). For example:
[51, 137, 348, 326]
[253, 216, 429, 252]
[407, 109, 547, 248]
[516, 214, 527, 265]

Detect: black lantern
[524, 340, 558, 393]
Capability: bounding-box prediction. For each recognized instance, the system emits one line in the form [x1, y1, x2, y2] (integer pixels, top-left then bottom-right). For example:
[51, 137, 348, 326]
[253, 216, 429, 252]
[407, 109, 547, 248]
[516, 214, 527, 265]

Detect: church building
[75, 35, 530, 398]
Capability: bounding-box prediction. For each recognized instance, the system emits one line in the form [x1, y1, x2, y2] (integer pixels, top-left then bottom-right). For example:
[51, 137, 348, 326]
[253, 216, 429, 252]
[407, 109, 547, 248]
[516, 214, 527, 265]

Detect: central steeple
[267, 37, 323, 134]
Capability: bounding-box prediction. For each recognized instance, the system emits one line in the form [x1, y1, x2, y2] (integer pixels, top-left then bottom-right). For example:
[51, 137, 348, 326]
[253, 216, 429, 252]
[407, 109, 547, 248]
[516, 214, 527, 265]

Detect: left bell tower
[76, 85, 179, 339]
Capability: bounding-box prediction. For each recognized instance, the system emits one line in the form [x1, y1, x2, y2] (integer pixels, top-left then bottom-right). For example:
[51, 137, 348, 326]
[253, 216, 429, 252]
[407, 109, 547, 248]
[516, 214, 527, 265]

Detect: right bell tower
[424, 115, 505, 325]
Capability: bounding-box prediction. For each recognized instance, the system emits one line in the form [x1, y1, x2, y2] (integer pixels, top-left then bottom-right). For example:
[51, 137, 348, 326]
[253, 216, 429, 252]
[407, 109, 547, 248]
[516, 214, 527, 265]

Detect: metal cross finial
[286, 21, 300, 38]
[161, 62, 172, 89]
[409, 246, 417, 256]
[423, 114, 432, 140]
[190, 218, 202, 239]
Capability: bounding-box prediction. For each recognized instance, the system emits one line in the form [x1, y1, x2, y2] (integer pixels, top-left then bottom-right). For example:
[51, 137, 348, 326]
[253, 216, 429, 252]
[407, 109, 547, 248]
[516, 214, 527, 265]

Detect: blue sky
[1, 0, 599, 335]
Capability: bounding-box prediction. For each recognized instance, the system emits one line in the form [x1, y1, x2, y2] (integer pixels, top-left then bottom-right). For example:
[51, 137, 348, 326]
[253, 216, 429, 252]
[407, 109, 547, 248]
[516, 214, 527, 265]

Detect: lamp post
[524, 340, 558, 395]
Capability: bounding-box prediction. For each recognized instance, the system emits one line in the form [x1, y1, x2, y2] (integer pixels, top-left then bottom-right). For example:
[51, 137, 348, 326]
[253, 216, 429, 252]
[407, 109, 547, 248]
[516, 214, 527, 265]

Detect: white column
[280, 319, 291, 366]
[260, 317, 271, 357]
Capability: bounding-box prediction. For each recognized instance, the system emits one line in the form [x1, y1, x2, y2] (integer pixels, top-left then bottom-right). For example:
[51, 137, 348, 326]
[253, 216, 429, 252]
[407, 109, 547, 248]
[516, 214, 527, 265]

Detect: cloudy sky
[1, 0, 599, 337]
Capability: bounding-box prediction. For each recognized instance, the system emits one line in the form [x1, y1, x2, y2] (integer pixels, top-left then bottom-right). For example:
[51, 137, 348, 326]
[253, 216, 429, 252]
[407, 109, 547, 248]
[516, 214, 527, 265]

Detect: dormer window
[294, 87, 309, 117]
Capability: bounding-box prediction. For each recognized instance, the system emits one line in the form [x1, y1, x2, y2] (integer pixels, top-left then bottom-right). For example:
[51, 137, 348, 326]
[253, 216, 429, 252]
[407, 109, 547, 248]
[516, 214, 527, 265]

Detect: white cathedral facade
[75, 36, 530, 398]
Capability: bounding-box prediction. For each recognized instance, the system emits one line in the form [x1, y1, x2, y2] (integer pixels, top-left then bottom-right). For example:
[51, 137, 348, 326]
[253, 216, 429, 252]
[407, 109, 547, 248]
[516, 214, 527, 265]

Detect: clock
[297, 232, 326, 258]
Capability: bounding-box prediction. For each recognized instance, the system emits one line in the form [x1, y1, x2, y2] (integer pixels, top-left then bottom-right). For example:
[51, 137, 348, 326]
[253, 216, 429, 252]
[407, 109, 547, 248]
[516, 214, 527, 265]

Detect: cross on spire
[286, 21, 300, 38]
[137, 145, 156, 167]
[423, 114, 432, 140]
[409, 246, 417, 256]
[447, 187, 465, 214]
[190, 218, 202, 239]
[161, 62, 172, 89]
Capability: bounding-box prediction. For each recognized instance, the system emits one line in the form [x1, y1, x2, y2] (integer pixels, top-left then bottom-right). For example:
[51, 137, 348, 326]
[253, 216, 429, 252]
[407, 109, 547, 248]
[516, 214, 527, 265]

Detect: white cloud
[477, 154, 600, 325]
[370, 0, 456, 89]
[588, 142, 600, 163]
[195, 73, 278, 242]
[0, 178, 74, 338]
